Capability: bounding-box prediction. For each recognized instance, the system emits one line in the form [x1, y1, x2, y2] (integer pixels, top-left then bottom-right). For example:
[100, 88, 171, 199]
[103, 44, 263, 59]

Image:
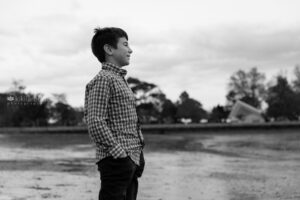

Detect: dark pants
[97, 153, 144, 200]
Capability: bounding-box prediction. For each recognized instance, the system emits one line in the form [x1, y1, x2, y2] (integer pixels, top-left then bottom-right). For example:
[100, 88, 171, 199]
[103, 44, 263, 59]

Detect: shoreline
[1, 122, 300, 134]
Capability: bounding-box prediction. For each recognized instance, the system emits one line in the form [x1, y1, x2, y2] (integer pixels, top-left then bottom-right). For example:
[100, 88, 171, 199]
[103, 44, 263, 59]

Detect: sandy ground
[0, 130, 300, 200]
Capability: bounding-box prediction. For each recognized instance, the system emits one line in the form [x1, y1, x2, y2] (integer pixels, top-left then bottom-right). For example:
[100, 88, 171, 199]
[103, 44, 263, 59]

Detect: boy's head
[91, 27, 132, 67]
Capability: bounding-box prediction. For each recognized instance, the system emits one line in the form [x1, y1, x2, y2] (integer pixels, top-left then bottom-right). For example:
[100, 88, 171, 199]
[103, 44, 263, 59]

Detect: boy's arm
[85, 76, 126, 159]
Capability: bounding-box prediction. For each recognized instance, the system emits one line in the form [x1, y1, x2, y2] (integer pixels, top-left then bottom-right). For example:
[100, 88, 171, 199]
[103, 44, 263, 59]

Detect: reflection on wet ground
[0, 130, 300, 200]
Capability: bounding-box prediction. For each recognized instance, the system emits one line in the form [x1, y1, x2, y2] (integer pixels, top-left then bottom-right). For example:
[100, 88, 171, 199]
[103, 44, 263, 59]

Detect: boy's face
[111, 37, 133, 67]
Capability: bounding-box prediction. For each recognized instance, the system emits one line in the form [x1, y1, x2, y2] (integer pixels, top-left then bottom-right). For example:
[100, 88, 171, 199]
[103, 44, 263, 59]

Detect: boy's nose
[128, 47, 133, 54]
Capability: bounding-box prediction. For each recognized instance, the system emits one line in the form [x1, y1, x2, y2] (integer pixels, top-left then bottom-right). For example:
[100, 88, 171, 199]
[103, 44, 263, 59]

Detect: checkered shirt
[84, 62, 144, 166]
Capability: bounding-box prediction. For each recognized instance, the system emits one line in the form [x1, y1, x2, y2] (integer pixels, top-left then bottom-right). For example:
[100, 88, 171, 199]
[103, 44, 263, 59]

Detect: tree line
[0, 66, 300, 127]
[224, 66, 300, 122]
[0, 80, 84, 127]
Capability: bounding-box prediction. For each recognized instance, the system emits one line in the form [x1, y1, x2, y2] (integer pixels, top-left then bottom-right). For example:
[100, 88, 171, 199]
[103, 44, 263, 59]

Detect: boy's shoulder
[85, 69, 116, 89]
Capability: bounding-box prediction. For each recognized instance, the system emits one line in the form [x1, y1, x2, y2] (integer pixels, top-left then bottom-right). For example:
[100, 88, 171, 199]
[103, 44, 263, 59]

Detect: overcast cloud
[1, 0, 300, 110]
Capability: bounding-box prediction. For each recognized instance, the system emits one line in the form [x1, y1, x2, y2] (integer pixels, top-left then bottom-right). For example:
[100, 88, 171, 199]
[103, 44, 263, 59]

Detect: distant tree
[208, 105, 230, 123]
[179, 91, 189, 103]
[9, 79, 26, 93]
[127, 77, 166, 124]
[293, 65, 300, 92]
[51, 93, 68, 104]
[266, 76, 300, 121]
[49, 93, 78, 126]
[0, 79, 52, 127]
[74, 107, 85, 126]
[227, 67, 266, 108]
[136, 103, 160, 124]
[160, 99, 177, 123]
[17, 93, 51, 126]
[0, 92, 51, 127]
[176, 91, 207, 123]
[127, 77, 156, 94]
[50, 102, 78, 126]
[0, 93, 13, 126]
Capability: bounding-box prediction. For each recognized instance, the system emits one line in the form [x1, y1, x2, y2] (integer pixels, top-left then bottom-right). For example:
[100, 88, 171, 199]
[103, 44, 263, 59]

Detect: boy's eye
[123, 42, 128, 46]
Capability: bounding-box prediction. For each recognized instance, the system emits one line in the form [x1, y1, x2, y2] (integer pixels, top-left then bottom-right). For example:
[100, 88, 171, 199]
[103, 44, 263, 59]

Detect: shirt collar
[102, 62, 127, 77]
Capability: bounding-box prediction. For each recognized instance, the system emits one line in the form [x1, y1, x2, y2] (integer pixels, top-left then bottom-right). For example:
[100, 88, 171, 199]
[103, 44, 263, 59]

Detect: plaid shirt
[84, 62, 144, 165]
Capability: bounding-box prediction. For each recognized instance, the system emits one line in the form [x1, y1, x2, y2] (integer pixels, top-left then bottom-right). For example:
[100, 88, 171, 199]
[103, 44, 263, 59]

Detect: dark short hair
[91, 27, 128, 63]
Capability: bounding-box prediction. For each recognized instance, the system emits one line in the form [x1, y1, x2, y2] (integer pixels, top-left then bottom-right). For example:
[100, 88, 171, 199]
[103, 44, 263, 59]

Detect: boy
[84, 27, 145, 200]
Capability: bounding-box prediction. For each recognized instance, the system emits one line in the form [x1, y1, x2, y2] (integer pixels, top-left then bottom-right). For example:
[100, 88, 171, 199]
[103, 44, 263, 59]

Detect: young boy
[84, 27, 145, 200]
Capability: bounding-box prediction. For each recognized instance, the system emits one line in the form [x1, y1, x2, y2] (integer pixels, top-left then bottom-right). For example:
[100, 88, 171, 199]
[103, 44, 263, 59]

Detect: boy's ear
[103, 44, 113, 55]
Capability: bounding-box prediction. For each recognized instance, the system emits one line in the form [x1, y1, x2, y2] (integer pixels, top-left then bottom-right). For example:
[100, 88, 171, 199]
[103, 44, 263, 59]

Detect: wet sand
[0, 130, 300, 200]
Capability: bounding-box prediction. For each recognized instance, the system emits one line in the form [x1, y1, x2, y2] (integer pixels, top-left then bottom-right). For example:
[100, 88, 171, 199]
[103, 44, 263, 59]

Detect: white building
[228, 100, 265, 123]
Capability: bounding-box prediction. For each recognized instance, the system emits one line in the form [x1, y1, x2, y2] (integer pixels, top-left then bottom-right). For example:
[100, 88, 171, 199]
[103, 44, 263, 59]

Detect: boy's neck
[105, 58, 122, 68]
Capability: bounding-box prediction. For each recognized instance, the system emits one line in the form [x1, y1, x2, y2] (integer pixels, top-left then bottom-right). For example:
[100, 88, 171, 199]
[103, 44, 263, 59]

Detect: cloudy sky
[1, 0, 300, 110]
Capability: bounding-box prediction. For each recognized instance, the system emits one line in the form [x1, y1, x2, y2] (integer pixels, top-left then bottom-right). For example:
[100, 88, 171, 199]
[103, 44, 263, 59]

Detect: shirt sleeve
[85, 76, 126, 159]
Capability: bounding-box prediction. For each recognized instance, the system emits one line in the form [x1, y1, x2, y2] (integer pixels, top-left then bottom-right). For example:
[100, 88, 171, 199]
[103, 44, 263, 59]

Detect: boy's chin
[122, 61, 130, 66]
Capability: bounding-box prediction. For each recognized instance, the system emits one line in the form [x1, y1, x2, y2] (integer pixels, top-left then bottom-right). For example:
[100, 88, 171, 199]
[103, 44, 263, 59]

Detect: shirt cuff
[109, 143, 126, 159]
